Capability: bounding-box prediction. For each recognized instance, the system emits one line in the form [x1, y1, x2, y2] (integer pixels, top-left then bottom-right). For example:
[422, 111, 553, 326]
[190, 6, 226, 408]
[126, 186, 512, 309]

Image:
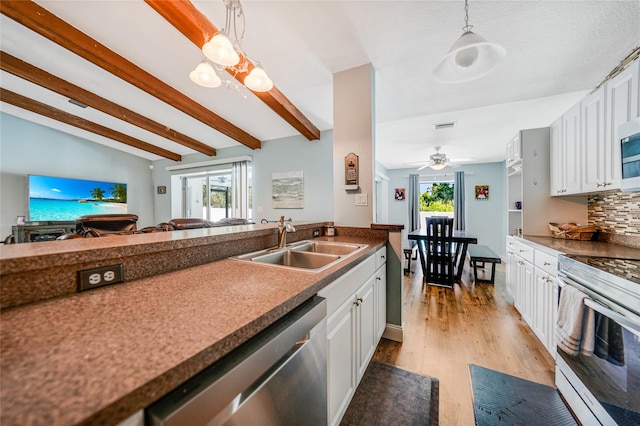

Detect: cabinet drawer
[535, 250, 558, 276]
[375, 246, 387, 270]
[512, 240, 534, 263]
[319, 255, 375, 318]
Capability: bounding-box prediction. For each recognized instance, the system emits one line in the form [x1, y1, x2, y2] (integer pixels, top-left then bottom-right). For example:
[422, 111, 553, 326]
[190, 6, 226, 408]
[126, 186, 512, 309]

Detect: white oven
[556, 255, 640, 425]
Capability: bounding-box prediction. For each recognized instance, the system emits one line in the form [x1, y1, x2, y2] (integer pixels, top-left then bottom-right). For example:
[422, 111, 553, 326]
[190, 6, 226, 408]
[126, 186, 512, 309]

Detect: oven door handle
[583, 298, 640, 336]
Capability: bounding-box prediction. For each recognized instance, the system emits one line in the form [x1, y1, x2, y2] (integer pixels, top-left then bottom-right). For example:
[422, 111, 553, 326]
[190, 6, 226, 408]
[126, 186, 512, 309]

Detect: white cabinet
[356, 276, 375, 381]
[326, 294, 356, 425]
[506, 133, 522, 166]
[505, 237, 518, 300]
[562, 102, 583, 194]
[553, 57, 639, 195]
[505, 237, 561, 359]
[374, 249, 387, 341]
[581, 86, 607, 192]
[605, 59, 639, 190]
[320, 246, 387, 426]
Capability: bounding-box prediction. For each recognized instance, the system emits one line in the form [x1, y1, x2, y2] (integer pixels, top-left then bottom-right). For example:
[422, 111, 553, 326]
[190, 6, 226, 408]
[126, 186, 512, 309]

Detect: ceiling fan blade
[417, 163, 431, 171]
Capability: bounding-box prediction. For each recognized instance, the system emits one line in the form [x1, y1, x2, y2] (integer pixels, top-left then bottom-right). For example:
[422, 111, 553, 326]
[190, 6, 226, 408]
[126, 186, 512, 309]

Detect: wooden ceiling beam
[0, 0, 261, 150]
[144, 0, 321, 141]
[1, 88, 182, 162]
[0, 52, 216, 157]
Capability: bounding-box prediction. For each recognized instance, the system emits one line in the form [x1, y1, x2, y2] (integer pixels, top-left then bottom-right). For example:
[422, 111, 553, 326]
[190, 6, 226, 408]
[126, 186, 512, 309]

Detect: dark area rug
[341, 360, 439, 426]
[469, 364, 577, 425]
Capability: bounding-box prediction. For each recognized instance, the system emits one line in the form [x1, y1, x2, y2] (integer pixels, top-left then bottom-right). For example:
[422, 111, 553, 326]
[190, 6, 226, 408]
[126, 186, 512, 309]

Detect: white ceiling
[1, 1, 639, 170]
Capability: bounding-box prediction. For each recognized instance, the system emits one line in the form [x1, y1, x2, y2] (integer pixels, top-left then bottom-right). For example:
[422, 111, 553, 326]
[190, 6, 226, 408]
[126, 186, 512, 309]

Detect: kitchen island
[0, 223, 390, 425]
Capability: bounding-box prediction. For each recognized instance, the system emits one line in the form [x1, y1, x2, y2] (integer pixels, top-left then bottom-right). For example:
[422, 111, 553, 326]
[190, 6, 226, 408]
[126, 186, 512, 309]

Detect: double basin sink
[232, 240, 368, 272]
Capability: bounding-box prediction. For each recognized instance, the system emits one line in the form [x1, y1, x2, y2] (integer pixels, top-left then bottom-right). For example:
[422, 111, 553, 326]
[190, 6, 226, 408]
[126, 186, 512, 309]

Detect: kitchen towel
[555, 285, 595, 356]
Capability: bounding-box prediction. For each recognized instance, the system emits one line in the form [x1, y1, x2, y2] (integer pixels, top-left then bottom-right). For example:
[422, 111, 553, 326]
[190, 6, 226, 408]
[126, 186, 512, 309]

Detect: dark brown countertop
[0, 235, 386, 425]
[521, 235, 640, 259]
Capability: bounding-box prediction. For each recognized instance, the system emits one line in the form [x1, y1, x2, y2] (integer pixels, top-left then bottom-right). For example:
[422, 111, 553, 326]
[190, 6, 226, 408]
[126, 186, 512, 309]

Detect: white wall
[0, 113, 154, 237]
[151, 131, 334, 224]
[333, 64, 375, 227]
[386, 162, 507, 257]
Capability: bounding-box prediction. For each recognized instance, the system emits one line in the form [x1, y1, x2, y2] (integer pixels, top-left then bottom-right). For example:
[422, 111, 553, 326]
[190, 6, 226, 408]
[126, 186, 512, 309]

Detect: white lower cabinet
[319, 247, 387, 426]
[506, 239, 560, 359]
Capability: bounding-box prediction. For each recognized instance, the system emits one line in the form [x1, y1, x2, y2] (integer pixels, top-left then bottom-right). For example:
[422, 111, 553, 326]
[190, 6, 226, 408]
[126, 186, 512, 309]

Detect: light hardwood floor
[373, 259, 556, 425]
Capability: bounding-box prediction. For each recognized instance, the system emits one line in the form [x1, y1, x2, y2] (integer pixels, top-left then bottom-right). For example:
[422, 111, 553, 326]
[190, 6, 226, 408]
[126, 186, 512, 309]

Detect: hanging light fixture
[433, 0, 506, 84]
[190, 0, 273, 93]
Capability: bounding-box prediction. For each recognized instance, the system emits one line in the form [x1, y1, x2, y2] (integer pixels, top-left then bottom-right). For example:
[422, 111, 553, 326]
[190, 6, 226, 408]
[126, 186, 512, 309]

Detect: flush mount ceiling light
[190, 0, 273, 93]
[433, 0, 506, 84]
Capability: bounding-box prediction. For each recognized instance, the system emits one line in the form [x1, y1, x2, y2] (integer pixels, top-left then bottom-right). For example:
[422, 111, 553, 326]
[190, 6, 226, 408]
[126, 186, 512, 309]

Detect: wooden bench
[467, 245, 501, 284]
[403, 240, 418, 275]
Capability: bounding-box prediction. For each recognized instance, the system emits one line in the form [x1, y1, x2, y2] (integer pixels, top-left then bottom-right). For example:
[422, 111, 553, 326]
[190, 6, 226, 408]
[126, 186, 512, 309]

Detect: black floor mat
[469, 364, 577, 425]
[341, 360, 439, 426]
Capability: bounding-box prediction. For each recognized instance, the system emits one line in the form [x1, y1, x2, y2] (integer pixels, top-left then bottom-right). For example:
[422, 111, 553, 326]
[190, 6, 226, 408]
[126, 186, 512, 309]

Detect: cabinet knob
[380, 255, 385, 259]
[519, 249, 526, 253]
[544, 262, 551, 266]
[376, 276, 381, 281]
[604, 182, 611, 186]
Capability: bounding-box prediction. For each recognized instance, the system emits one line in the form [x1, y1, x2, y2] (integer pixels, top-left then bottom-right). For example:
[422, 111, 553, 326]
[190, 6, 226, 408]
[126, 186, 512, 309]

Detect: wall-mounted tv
[28, 174, 127, 222]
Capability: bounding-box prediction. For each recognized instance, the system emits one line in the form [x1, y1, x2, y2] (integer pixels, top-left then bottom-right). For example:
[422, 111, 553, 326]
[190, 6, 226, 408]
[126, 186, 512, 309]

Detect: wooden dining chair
[424, 217, 455, 287]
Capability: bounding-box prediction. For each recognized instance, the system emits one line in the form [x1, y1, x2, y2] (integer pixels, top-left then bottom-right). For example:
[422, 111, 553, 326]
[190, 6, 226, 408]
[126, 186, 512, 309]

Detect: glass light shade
[433, 31, 506, 84]
[430, 162, 447, 170]
[202, 32, 240, 67]
[244, 65, 273, 92]
[189, 62, 221, 88]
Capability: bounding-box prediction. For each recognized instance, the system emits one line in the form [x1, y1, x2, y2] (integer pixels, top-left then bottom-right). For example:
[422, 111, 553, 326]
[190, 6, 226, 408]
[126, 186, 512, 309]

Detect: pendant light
[433, 0, 506, 84]
[190, 0, 273, 93]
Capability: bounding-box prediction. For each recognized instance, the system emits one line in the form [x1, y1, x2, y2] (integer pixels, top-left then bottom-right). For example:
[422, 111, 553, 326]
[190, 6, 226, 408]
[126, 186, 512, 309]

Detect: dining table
[407, 228, 478, 282]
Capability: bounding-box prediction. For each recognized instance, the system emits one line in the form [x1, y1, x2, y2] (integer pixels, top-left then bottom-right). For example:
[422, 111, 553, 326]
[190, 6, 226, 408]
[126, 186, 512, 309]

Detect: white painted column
[333, 64, 375, 227]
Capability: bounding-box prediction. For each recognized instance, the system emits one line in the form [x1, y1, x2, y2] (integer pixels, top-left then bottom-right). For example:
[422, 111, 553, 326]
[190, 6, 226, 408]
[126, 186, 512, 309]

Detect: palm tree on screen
[91, 187, 105, 201]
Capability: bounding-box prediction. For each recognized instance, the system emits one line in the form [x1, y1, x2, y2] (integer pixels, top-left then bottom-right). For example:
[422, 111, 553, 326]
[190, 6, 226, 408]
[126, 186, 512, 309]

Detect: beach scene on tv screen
[29, 175, 127, 221]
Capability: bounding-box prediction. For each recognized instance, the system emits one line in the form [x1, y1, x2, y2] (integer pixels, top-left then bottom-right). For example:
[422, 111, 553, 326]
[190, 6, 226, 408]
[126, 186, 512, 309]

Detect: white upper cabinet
[561, 102, 582, 194]
[551, 57, 639, 195]
[581, 86, 607, 192]
[506, 133, 522, 167]
[605, 59, 639, 190]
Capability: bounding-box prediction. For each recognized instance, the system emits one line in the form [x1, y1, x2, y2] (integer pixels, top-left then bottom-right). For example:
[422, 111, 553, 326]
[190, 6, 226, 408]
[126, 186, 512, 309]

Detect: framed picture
[394, 188, 406, 201]
[475, 185, 489, 200]
[157, 186, 167, 194]
[272, 171, 304, 209]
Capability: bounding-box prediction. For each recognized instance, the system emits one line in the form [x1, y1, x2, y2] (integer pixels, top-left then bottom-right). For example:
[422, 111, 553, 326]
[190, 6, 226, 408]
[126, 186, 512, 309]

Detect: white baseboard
[382, 324, 403, 342]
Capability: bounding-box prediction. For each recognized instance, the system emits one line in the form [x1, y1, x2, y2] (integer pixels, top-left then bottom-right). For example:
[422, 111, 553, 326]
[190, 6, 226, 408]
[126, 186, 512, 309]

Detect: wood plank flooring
[373, 260, 556, 425]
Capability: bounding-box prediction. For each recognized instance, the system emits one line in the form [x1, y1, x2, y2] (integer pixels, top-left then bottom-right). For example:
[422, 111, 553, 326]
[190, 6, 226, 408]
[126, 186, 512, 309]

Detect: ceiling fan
[416, 146, 460, 171]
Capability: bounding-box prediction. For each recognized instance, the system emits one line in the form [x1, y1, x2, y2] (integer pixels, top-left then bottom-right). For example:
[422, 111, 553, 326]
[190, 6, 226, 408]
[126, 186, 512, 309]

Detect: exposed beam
[0, 0, 261, 150]
[0, 88, 182, 161]
[0, 52, 216, 157]
[144, 0, 321, 141]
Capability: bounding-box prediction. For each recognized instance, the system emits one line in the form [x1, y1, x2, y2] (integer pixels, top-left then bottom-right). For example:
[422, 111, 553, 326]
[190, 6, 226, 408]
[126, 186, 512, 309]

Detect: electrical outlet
[312, 229, 320, 238]
[78, 264, 124, 291]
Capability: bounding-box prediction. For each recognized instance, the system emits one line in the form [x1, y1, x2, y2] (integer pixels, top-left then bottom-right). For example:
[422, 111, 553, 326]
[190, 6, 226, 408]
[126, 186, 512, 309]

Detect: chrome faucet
[277, 216, 295, 248]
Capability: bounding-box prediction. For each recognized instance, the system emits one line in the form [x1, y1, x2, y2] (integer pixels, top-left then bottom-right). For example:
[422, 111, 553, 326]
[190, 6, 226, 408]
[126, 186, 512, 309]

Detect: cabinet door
[356, 277, 376, 382]
[533, 268, 548, 343]
[550, 117, 564, 196]
[523, 261, 535, 326]
[327, 299, 356, 426]
[375, 266, 387, 341]
[562, 103, 582, 194]
[514, 257, 525, 314]
[606, 60, 639, 190]
[582, 86, 607, 192]
[505, 249, 517, 299]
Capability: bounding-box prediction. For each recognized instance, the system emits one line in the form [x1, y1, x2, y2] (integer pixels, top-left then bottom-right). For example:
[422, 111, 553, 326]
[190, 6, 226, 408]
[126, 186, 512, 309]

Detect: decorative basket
[549, 223, 597, 241]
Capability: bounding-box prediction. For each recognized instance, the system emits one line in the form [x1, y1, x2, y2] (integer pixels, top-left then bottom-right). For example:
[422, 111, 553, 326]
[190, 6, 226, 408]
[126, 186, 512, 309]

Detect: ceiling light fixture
[433, 0, 506, 84]
[190, 0, 273, 93]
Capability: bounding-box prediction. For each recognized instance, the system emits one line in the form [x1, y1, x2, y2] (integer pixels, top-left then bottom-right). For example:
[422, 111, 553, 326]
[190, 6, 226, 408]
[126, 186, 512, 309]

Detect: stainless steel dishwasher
[146, 296, 327, 426]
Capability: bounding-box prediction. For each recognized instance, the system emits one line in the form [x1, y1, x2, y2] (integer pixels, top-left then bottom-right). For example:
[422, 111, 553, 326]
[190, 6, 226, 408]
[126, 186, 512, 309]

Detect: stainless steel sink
[232, 240, 368, 272]
[289, 241, 363, 256]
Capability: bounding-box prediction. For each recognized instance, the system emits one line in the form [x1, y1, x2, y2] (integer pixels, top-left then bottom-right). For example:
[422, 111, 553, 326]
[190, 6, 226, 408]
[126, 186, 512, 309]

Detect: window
[419, 181, 454, 228]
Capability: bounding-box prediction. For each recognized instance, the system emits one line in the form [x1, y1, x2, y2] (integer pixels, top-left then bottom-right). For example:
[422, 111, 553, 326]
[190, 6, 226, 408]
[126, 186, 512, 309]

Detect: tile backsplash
[588, 190, 640, 248]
